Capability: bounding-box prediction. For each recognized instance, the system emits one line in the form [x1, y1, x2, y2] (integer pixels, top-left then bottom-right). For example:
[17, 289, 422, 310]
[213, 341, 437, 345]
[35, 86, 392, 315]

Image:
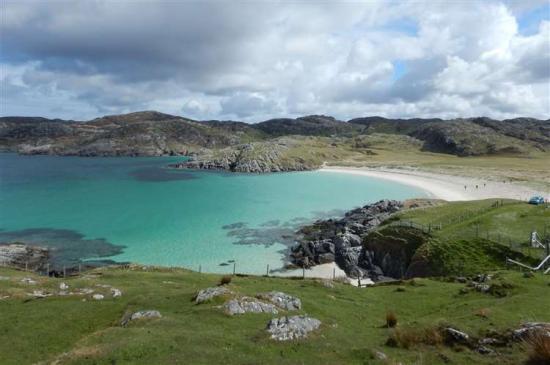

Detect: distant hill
[1, 111, 548, 159]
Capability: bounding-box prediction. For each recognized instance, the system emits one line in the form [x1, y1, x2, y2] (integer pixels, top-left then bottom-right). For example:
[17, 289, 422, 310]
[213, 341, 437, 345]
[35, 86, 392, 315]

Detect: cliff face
[290, 200, 404, 279]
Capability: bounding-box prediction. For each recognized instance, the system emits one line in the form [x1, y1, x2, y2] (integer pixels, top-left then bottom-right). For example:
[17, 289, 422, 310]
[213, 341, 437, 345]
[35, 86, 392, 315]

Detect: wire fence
[388, 200, 550, 260]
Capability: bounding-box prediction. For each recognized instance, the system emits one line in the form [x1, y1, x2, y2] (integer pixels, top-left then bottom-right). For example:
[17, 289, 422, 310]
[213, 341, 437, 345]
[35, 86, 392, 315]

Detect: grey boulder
[266, 315, 321, 341]
[195, 286, 232, 304]
[224, 297, 278, 315]
[257, 291, 301, 311]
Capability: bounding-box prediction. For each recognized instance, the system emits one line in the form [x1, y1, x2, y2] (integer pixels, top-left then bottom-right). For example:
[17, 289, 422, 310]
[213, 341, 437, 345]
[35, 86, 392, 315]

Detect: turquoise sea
[0, 154, 427, 274]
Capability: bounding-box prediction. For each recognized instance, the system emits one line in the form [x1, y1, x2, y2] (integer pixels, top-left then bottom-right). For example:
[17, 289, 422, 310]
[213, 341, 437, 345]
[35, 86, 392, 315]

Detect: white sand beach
[276, 165, 548, 283]
[320, 166, 549, 202]
[274, 262, 373, 286]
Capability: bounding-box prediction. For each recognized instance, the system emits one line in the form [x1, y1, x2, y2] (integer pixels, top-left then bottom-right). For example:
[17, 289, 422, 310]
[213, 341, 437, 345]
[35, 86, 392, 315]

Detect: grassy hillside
[373, 199, 550, 277]
[0, 266, 548, 365]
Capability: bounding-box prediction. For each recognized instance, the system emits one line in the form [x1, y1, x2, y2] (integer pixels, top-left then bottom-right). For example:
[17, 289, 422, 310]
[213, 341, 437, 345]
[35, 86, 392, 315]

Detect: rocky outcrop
[195, 286, 232, 304]
[121, 310, 162, 326]
[223, 297, 279, 315]
[361, 227, 430, 280]
[257, 291, 301, 311]
[169, 140, 319, 173]
[290, 200, 403, 278]
[0, 243, 49, 271]
[266, 315, 322, 341]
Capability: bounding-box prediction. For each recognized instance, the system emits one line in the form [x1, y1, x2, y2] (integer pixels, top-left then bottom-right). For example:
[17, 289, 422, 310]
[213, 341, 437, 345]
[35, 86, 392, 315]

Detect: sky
[0, 0, 549, 122]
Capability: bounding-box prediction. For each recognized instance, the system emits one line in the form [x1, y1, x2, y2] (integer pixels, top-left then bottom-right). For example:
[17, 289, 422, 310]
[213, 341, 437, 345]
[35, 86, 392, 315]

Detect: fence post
[266, 264, 269, 277]
[46, 263, 50, 277]
[199, 265, 201, 274]
[233, 262, 236, 275]
[25, 261, 28, 272]
[358, 277, 362, 288]
[302, 266, 305, 279]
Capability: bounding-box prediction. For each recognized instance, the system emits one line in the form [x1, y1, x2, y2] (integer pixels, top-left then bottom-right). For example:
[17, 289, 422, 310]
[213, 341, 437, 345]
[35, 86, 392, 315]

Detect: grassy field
[0, 266, 549, 365]
[372, 199, 550, 277]
[319, 134, 550, 191]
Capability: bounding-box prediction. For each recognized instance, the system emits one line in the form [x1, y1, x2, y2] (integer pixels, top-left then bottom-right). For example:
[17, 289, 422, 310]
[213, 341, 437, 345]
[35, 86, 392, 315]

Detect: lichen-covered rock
[195, 286, 232, 304]
[512, 322, 550, 340]
[257, 291, 301, 311]
[224, 297, 278, 315]
[0, 244, 49, 271]
[266, 315, 321, 341]
[111, 288, 122, 298]
[291, 200, 403, 278]
[121, 310, 162, 326]
[444, 327, 470, 344]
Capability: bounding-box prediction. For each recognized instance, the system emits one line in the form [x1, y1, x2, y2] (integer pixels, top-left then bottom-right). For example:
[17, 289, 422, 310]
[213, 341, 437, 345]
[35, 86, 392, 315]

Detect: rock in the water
[257, 291, 301, 311]
[59, 282, 69, 290]
[195, 286, 232, 304]
[224, 297, 278, 315]
[92, 294, 104, 300]
[266, 315, 321, 341]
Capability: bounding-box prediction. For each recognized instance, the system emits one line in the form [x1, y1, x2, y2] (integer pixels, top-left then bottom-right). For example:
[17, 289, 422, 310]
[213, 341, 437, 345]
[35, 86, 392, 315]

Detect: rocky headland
[169, 139, 318, 173]
[0, 243, 49, 271]
[290, 200, 404, 280]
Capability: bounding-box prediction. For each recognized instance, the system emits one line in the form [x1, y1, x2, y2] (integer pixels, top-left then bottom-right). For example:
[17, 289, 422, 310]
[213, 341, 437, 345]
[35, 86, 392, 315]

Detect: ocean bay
[0, 154, 426, 273]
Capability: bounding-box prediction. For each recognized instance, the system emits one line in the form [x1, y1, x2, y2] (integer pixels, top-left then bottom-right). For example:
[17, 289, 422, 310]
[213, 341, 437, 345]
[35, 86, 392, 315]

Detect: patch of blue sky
[391, 60, 407, 81]
[517, 4, 549, 35]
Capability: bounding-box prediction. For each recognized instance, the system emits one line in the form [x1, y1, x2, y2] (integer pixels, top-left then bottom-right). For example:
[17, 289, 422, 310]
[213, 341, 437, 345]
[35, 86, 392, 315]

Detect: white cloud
[0, 0, 548, 121]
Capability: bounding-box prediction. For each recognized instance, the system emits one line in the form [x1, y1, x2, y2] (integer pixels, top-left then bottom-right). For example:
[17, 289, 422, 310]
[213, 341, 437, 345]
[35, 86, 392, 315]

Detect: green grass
[392, 199, 550, 250]
[374, 199, 550, 276]
[0, 266, 549, 365]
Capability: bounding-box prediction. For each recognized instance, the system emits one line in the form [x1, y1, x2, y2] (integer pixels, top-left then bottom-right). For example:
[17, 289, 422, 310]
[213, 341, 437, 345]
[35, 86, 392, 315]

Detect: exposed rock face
[266, 315, 322, 341]
[223, 297, 279, 315]
[195, 286, 232, 304]
[0, 243, 49, 271]
[361, 227, 430, 280]
[170, 140, 318, 173]
[257, 291, 301, 311]
[290, 200, 403, 278]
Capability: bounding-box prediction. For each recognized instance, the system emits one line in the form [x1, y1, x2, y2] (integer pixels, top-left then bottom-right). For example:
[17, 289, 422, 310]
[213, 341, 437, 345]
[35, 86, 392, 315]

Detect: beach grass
[0, 266, 549, 365]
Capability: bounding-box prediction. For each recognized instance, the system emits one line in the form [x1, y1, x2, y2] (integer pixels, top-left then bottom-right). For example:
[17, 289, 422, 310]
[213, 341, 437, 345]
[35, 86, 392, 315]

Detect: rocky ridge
[290, 200, 403, 279]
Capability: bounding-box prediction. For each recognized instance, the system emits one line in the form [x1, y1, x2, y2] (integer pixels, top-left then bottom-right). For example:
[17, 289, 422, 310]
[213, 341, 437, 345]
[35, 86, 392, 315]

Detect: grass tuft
[385, 311, 397, 328]
[525, 331, 550, 365]
[386, 326, 444, 349]
[219, 275, 232, 286]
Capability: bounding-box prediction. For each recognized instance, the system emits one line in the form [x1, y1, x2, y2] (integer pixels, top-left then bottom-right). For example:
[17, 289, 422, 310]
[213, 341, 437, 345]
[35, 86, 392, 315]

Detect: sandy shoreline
[273, 262, 373, 286]
[320, 166, 549, 202]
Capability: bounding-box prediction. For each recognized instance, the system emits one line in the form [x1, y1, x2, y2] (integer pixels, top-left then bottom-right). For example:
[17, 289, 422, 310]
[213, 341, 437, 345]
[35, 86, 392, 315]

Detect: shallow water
[0, 154, 427, 273]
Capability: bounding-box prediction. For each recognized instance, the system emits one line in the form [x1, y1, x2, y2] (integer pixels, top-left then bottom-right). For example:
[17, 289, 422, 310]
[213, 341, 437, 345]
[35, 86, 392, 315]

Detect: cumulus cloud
[0, 0, 548, 121]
